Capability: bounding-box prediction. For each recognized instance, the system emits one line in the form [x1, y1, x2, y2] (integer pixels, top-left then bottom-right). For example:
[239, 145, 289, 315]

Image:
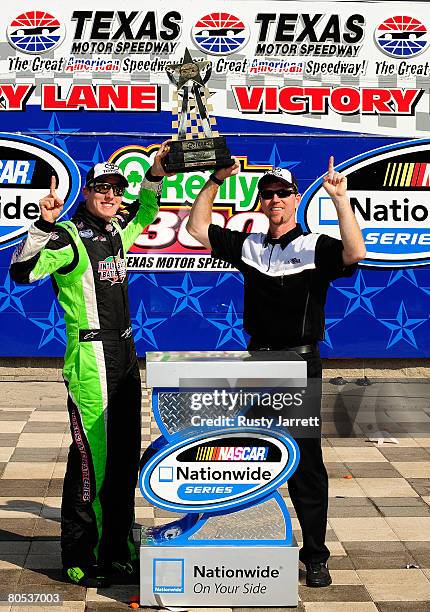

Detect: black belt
[251, 344, 316, 355]
[79, 327, 133, 342]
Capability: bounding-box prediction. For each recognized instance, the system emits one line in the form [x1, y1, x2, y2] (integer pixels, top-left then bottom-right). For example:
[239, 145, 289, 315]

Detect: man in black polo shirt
[186, 156, 366, 587]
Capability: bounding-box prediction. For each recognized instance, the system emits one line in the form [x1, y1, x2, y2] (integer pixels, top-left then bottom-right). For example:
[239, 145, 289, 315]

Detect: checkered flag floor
[0, 373, 430, 610]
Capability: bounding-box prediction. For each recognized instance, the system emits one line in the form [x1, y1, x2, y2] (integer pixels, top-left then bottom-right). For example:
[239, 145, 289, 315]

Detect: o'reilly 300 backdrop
[1, 1, 430, 357]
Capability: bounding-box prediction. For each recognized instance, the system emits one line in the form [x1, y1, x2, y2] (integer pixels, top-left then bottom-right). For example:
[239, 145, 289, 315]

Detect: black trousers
[61, 339, 141, 568]
[248, 343, 330, 564]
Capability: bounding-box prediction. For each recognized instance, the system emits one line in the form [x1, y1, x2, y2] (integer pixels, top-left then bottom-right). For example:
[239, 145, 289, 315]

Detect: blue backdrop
[1, 107, 429, 358]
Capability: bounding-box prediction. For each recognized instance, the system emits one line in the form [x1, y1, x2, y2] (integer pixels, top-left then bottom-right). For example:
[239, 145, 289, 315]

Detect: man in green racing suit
[9, 143, 171, 587]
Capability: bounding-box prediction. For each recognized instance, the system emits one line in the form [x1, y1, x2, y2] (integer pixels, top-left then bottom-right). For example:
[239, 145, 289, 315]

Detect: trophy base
[164, 136, 234, 173]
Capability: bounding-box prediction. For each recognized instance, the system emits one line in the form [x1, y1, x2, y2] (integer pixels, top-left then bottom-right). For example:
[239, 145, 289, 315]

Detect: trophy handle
[192, 84, 213, 139]
[178, 87, 189, 140]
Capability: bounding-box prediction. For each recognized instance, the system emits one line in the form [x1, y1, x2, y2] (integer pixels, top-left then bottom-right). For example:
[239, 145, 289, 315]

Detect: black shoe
[305, 562, 332, 587]
[107, 560, 139, 585]
[63, 565, 111, 588]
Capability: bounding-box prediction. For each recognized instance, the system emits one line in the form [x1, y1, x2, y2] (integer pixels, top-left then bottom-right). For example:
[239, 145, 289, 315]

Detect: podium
[139, 351, 307, 607]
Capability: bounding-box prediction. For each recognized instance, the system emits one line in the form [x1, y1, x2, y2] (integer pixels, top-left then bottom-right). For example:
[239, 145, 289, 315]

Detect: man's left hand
[322, 156, 347, 201]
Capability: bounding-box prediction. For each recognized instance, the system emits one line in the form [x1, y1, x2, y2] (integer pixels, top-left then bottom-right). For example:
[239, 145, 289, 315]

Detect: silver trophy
[163, 48, 234, 173]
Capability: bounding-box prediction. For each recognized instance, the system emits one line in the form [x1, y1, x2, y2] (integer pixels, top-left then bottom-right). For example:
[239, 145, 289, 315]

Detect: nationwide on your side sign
[1, 1, 430, 357]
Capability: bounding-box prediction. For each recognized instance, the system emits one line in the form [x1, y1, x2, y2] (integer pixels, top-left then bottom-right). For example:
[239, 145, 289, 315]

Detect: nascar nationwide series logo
[374, 16, 429, 57]
[191, 12, 249, 55]
[195, 445, 269, 461]
[298, 139, 430, 268]
[7, 11, 65, 54]
[139, 430, 298, 513]
[0, 134, 80, 249]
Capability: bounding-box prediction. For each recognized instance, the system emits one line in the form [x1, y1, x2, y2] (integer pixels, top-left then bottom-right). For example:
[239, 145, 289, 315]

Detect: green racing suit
[10, 179, 159, 568]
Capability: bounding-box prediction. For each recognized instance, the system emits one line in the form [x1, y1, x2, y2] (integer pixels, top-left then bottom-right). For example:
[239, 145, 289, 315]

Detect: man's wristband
[35, 217, 56, 233]
[145, 168, 164, 182]
[209, 173, 224, 186]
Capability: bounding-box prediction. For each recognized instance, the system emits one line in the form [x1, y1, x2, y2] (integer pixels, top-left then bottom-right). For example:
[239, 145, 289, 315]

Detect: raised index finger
[328, 156, 335, 173]
[50, 175, 57, 195]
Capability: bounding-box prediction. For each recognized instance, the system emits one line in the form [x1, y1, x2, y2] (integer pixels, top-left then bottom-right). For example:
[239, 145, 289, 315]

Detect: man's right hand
[40, 176, 64, 223]
[150, 140, 176, 177]
[186, 158, 240, 250]
[213, 158, 240, 181]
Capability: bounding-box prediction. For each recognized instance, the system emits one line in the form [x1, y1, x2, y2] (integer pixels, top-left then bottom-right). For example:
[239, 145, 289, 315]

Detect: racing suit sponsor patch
[98, 250, 126, 284]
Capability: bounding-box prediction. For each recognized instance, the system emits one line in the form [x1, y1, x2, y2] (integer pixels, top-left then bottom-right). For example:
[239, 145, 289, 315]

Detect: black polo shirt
[208, 223, 357, 347]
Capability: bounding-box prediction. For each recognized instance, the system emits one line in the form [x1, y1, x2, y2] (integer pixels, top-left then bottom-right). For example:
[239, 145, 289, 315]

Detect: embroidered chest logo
[79, 229, 94, 239]
[105, 223, 118, 236]
[98, 250, 126, 285]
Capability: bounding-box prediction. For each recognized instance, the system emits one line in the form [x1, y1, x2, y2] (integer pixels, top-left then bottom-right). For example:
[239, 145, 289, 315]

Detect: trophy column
[163, 48, 234, 173]
[139, 351, 306, 608]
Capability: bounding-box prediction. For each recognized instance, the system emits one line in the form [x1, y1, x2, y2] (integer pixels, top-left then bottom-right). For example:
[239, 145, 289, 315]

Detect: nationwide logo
[7, 11, 65, 54]
[298, 139, 430, 267]
[194, 445, 269, 461]
[139, 430, 298, 513]
[0, 134, 80, 250]
[375, 16, 429, 58]
[191, 12, 249, 55]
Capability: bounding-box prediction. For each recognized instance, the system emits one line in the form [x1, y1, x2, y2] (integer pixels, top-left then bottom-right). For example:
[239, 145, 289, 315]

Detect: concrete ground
[0, 364, 430, 611]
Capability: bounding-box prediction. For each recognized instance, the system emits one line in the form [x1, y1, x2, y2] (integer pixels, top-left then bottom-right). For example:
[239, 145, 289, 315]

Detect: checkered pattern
[0, 373, 430, 610]
[171, 88, 219, 141]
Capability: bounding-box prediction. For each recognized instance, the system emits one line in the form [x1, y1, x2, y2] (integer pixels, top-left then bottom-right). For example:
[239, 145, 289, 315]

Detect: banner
[0, 1, 429, 357]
